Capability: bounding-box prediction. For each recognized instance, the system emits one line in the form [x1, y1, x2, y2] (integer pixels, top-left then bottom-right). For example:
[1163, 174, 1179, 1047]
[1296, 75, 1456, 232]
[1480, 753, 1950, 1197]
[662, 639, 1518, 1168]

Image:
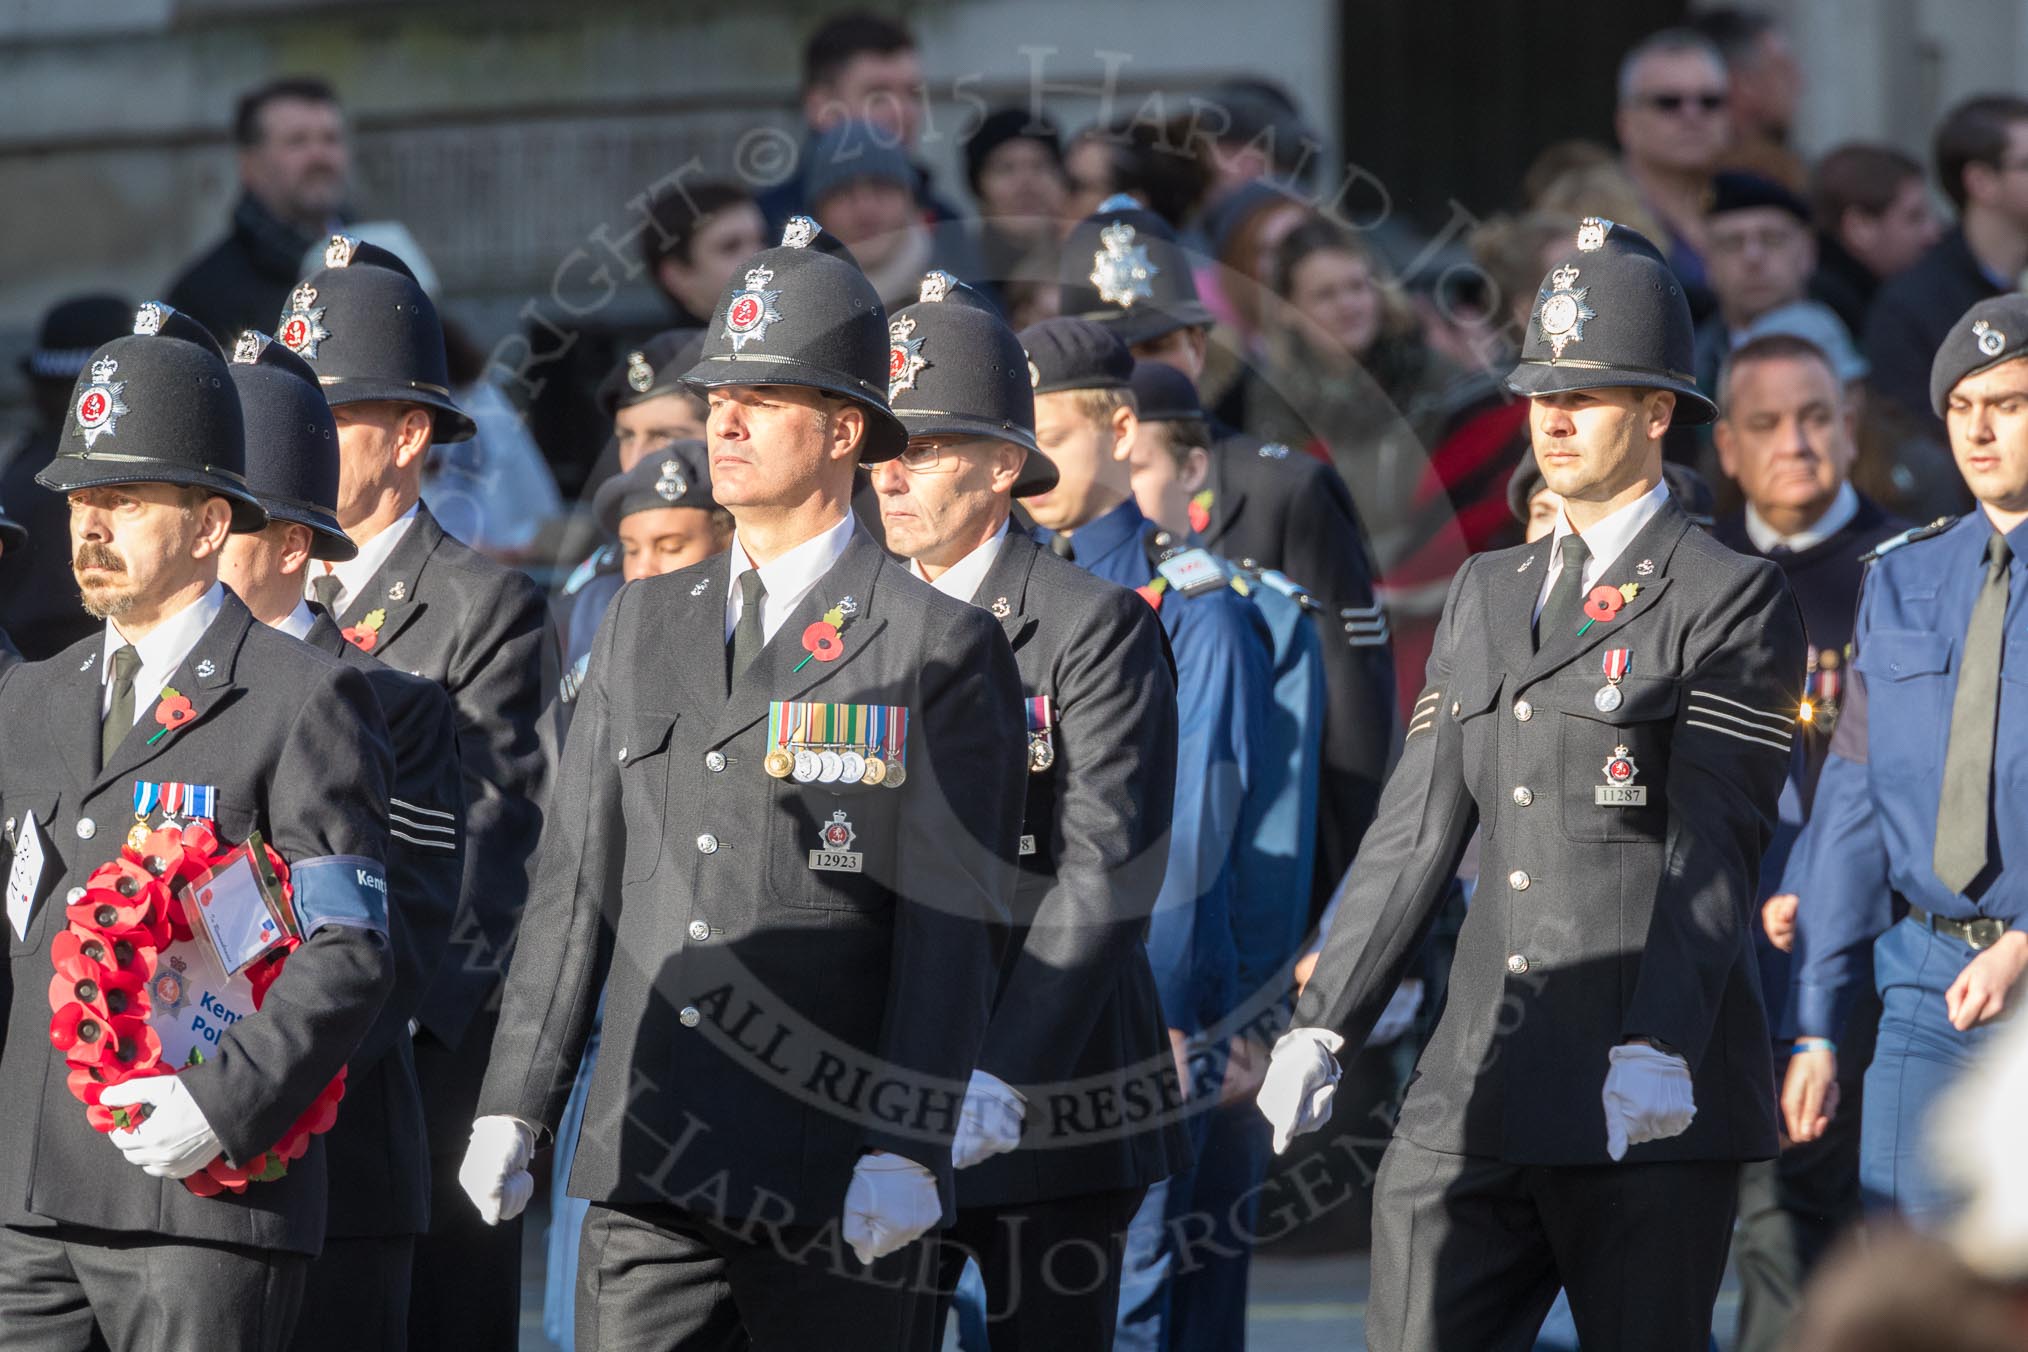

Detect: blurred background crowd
[9, 1, 2028, 1346]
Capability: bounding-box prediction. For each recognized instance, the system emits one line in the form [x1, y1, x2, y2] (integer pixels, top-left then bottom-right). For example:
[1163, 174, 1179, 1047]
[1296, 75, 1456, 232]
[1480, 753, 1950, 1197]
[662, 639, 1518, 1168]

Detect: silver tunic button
[1451, 701, 1461, 717]
[617, 747, 628, 763]
[1508, 870, 1530, 891]
[679, 1006, 701, 1028]
[75, 818, 96, 841]
[1506, 953, 1529, 975]
[696, 834, 718, 855]
[66, 887, 86, 904]
[705, 751, 727, 773]
[1512, 786, 1533, 806]
[1513, 700, 1533, 722]
[688, 920, 710, 942]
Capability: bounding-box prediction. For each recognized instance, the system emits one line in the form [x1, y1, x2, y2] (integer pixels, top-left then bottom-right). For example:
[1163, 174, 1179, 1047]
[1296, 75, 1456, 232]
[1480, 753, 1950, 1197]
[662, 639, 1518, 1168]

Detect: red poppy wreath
[47, 820, 344, 1195]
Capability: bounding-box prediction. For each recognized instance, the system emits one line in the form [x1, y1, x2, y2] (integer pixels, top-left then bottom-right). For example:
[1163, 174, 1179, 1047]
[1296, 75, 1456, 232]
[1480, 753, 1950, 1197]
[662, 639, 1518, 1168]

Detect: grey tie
[1535, 533, 1592, 650]
[1935, 533, 2012, 894]
[101, 644, 141, 770]
[310, 571, 342, 614]
[727, 569, 766, 689]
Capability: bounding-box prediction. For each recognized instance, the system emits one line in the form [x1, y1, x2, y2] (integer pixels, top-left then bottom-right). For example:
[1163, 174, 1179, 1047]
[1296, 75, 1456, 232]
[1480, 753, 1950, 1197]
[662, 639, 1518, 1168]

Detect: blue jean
[542, 993, 605, 1350]
[1861, 916, 2000, 1227]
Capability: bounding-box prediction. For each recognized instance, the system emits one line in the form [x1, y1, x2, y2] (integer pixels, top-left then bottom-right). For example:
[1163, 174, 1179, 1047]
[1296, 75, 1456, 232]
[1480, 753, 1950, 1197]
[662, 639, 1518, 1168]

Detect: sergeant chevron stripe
[1684, 690, 1794, 752]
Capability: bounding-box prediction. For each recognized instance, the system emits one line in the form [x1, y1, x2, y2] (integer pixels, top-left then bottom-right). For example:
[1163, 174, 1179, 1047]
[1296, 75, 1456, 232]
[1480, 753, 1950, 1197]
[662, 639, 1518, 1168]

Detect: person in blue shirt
[1123, 355, 1326, 1352]
[1784, 293, 2028, 1226]
[1016, 316, 1274, 1352]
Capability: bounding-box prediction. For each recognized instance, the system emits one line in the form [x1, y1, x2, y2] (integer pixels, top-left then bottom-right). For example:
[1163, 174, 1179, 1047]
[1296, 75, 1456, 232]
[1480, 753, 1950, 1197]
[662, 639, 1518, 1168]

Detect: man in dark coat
[165, 78, 351, 344]
[0, 313, 395, 1352]
[873, 272, 1188, 1350]
[463, 225, 1026, 1349]
[277, 236, 552, 1349]
[1261, 218, 1807, 1350]
[216, 326, 467, 1352]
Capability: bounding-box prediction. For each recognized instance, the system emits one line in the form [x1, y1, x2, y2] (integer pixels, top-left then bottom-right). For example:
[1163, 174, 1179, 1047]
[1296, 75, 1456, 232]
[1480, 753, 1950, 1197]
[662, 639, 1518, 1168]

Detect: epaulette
[1242, 563, 1319, 613]
[1859, 515, 1956, 565]
[1152, 546, 1229, 598]
[561, 543, 618, 597]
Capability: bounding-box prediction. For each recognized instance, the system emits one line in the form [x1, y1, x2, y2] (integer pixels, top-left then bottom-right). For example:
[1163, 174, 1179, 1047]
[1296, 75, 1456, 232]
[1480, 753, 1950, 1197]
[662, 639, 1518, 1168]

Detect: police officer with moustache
[1060, 195, 1395, 927]
[1783, 294, 2028, 1225]
[0, 313, 395, 1351]
[870, 272, 1189, 1350]
[276, 235, 552, 1346]
[461, 228, 1027, 1349]
[1259, 218, 1807, 1350]
[207, 324, 466, 1352]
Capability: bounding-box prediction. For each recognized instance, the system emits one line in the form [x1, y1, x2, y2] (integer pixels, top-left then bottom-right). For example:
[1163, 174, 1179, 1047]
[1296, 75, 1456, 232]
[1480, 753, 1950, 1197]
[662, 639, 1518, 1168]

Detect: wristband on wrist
[1792, 1037, 1836, 1055]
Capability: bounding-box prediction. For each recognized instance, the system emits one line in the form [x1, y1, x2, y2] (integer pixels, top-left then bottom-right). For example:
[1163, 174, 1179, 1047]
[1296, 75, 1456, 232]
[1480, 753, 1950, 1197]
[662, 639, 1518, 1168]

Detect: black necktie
[310, 571, 342, 614]
[1050, 533, 1076, 561]
[101, 644, 141, 769]
[1935, 533, 2011, 894]
[1534, 533, 1591, 650]
[727, 569, 766, 690]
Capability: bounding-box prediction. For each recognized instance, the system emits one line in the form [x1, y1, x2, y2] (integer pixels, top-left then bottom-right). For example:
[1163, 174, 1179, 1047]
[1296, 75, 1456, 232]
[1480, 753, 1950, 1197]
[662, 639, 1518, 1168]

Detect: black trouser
[1367, 1136, 1740, 1352]
[0, 1223, 306, 1352]
[576, 1201, 933, 1352]
[929, 1187, 1145, 1352]
[290, 1235, 414, 1352]
[406, 1020, 522, 1352]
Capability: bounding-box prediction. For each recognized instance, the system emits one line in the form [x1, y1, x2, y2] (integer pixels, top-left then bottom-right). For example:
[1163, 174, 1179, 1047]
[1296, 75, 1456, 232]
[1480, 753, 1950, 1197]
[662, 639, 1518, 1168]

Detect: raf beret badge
[1975, 318, 2007, 358]
[626, 350, 654, 393]
[655, 459, 687, 503]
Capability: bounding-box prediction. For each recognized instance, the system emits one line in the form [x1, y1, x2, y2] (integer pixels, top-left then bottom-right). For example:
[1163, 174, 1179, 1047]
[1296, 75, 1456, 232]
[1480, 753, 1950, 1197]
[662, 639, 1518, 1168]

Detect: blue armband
[290, 855, 389, 936]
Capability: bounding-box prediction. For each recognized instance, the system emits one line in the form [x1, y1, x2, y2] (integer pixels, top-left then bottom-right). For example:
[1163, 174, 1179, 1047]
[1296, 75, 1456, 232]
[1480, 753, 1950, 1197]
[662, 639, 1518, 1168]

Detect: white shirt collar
[1536, 479, 1672, 616]
[909, 519, 1010, 602]
[101, 582, 226, 724]
[310, 502, 419, 613]
[1744, 482, 1858, 555]
[724, 513, 857, 644]
[273, 600, 319, 641]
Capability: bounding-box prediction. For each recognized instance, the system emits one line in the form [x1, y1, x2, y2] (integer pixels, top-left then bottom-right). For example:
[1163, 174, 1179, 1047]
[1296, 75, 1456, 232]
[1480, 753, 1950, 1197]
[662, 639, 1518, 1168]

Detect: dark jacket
[956, 529, 1191, 1208]
[1863, 227, 2007, 436]
[1296, 502, 1807, 1165]
[325, 504, 552, 1054]
[0, 593, 395, 1254]
[480, 527, 1027, 1226]
[165, 193, 329, 346]
[1200, 427, 1398, 918]
[1810, 233, 1883, 340]
[0, 428, 101, 661]
[303, 610, 466, 1237]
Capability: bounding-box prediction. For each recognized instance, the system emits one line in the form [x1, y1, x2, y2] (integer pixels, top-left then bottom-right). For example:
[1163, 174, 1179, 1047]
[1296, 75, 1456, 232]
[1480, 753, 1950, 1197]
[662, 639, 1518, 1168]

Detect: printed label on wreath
[147, 936, 258, 1071]
[187, 844, 290, 976]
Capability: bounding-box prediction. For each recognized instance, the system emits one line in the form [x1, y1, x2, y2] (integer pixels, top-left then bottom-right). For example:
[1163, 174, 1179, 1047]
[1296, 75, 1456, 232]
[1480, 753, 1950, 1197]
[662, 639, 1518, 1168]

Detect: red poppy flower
[1187, 500, 1211, 534]
[801, 621, 844, 662]
[48, 951, 146, 1022]
[341, 625, 379, 652]
[153, 694, 196, 730]
[1583, 586, 1626, 623]
[182, 1169, 225, 1197]
[66, 880, 166, 943]
[63, 923, 152, 983]
[1135, 584, 1164, 611]
[50, 1007, 156, 1070]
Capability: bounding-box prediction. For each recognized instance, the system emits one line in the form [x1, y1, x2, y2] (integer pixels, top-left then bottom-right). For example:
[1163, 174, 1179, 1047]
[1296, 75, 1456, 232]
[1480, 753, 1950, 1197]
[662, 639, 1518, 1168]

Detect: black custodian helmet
[225, 330, 356, 560]
[1057, 195, 1215, 347]
[1505, 216, 1716, 425]
[38, 302, 267, 532]
[279, 233, 476, 443]
[683, 220, 906, 462]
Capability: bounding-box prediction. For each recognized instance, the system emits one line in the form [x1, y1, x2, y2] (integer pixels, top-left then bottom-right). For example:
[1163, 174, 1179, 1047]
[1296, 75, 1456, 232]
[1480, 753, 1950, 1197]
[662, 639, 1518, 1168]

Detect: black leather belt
[1905, 903, 2009, 950]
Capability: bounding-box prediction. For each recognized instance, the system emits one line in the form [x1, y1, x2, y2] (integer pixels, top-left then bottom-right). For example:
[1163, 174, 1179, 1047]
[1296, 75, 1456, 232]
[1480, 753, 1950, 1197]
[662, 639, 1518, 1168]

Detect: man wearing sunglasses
[1615, 28, 1733, 315]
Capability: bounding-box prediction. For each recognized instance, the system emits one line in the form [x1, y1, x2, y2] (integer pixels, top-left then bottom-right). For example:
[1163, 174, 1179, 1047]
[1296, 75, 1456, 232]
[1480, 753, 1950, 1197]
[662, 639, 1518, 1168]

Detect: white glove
[1368, 979, 1426, 1046]
[952, 1070, 1026, 1170]
[842, 1151, 941, 1265]
[1602, 1043, 1696, 1161]
[458, 1115, 535, 1225]
[102, 1076, 225, 1179]
[1256, 1027, 1345, 1155]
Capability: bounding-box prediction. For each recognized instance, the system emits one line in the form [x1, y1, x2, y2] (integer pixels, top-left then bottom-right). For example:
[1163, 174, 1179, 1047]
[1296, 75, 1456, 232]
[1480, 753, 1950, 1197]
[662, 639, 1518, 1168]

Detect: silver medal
[1594, 685, 1623, 713]
[839, 750, 866, 784]
[792, 748, 822, 783]
[817, 749, 845, 783]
